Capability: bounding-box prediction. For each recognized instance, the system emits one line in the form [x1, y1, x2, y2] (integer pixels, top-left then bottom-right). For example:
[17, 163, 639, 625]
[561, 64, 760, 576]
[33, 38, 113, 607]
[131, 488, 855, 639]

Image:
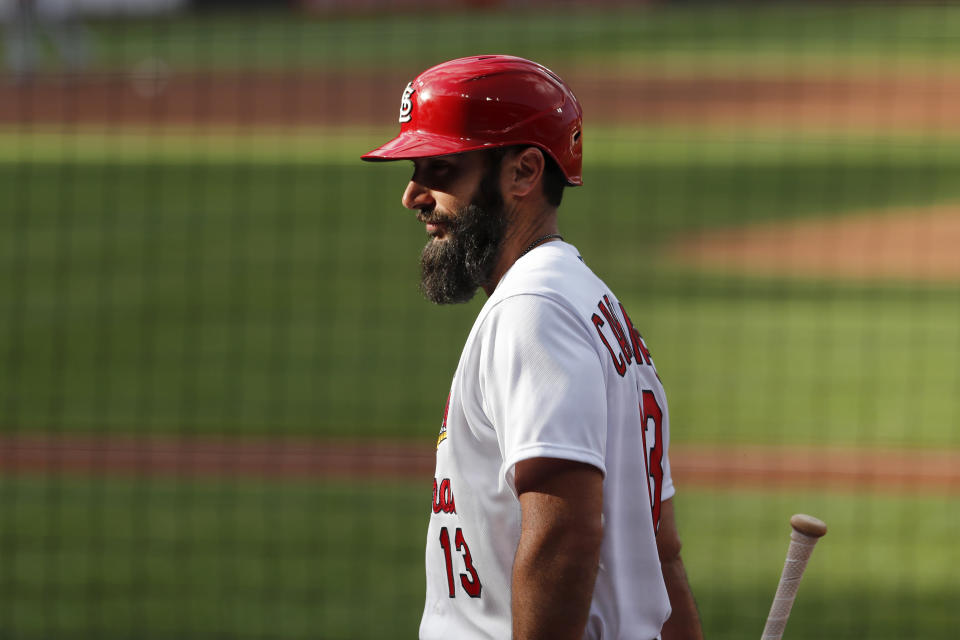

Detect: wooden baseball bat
[760, 514, 827, 640]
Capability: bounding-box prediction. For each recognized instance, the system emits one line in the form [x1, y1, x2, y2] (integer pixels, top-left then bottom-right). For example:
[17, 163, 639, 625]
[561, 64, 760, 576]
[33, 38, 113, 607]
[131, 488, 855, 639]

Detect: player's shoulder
[473, 241, 610, 338]
[492, 241, 604, 304]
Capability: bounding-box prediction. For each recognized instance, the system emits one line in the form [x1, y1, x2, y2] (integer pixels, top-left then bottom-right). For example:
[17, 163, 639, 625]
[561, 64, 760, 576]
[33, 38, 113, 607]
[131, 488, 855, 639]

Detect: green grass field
[3, 3, 960, 639]
[2, 474, 957, 639]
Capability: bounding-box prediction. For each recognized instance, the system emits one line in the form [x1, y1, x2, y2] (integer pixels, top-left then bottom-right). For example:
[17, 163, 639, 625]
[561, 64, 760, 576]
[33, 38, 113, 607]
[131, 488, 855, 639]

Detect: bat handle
[761, 514, 827, 640]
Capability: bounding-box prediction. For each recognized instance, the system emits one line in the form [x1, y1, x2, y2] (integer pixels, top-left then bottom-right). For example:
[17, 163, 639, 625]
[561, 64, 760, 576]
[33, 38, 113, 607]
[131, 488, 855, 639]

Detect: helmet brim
[361, 129, 583, 187]
[361, 131, 490, 162]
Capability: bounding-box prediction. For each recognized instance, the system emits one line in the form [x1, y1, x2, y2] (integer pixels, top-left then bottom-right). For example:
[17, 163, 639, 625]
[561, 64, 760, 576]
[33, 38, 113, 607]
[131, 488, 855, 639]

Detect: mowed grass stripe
[0, 129, 386, 165]
[637, 295, 960, 448]
[0, 474, 956, 639]
[3, 127, 960, 166]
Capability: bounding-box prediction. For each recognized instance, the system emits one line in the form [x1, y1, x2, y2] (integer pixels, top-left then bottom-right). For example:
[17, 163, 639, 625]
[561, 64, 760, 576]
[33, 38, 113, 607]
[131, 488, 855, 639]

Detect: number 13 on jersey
[439, 526, 482, 598]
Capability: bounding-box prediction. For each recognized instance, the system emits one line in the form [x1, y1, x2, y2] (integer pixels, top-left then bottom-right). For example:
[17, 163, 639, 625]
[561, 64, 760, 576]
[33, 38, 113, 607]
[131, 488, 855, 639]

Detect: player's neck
[482, 204, 559, 297]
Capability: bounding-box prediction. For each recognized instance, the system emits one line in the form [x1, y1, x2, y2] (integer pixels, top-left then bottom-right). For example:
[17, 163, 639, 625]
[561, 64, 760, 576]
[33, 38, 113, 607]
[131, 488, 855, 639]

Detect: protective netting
[1, 2, 958, 638]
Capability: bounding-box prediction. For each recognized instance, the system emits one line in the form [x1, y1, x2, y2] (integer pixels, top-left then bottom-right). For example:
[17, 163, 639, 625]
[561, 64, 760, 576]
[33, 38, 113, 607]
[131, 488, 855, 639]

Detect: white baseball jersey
[419, 241, 674, 640]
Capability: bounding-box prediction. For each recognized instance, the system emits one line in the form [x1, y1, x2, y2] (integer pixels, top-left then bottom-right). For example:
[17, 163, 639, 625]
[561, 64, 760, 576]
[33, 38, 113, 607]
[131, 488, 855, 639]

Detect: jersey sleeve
[477, 294, 608, 496]
[661, 440, 675, 502]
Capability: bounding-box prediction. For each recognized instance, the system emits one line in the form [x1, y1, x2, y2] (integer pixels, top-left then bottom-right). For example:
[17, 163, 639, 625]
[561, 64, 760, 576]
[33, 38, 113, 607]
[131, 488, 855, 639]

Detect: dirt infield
[3, 69, 960, 130]
[2, 435, 958, 494]
[667, 204, 960, 282]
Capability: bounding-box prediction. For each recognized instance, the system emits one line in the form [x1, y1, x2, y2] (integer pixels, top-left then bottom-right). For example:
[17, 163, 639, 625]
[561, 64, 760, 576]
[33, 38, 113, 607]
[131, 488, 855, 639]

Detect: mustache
[417, 210, 458, 227]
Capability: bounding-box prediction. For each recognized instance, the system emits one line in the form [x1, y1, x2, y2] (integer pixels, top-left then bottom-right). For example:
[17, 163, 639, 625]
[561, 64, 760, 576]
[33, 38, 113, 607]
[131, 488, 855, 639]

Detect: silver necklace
[519, 233, 563, 259]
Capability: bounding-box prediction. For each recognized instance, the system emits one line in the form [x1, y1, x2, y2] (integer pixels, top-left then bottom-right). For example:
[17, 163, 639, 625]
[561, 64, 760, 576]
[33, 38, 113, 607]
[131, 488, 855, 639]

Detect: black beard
[419, 172, 507, 305]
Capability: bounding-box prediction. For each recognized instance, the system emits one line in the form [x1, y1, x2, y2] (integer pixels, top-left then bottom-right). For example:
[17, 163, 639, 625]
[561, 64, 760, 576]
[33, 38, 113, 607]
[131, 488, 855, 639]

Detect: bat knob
[790, 513, 827, 538]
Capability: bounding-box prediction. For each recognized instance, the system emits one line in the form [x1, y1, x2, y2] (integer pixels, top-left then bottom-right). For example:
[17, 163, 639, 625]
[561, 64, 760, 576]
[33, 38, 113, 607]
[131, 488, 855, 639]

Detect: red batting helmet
[361, 55, 583, 186]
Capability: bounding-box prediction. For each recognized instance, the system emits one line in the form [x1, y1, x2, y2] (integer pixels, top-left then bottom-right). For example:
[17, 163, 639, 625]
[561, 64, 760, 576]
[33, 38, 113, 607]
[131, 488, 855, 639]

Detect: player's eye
[413, 159, 459, 190]
[428, 160, 454, 175]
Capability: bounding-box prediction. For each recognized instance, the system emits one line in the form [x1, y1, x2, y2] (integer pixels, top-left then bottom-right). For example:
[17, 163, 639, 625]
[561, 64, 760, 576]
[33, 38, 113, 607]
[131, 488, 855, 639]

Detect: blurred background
[2, 0, 959, 638]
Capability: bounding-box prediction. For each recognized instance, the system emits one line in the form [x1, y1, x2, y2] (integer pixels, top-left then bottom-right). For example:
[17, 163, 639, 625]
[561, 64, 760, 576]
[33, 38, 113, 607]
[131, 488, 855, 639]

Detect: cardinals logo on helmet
[399, 82, 415, 123]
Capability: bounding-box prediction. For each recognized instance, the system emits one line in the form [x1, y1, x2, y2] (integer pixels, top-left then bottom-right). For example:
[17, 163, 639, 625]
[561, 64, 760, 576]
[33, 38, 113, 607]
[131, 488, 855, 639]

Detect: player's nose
[402, 181, 435, 212]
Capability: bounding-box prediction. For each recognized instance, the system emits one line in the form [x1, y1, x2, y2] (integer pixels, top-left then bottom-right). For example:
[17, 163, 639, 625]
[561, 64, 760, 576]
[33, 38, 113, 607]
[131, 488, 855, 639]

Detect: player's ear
[502, 146, 546, 200]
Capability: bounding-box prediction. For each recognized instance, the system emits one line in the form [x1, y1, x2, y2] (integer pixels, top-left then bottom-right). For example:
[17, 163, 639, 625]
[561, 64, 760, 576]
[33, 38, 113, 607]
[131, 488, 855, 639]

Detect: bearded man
[363, 55, 702, 640]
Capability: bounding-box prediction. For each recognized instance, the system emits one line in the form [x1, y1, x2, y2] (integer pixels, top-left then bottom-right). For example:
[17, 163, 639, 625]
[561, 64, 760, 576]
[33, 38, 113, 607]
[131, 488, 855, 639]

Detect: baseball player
[362, 55, 702, 640]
